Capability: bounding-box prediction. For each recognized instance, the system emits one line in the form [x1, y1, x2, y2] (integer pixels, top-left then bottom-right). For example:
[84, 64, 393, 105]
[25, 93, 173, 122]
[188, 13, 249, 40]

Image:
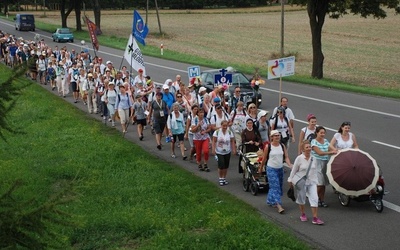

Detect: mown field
[23, 6, 400, 90]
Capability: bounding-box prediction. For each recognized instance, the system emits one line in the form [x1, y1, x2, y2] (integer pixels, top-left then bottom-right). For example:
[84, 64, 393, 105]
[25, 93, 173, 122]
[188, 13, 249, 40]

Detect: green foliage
[0, 180, 77, 249]
[0, 64, 30, 141]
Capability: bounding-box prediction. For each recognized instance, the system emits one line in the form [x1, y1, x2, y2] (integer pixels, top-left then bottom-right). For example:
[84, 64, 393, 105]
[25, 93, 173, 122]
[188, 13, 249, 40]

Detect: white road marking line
[383, 200, 400, 213]
[262, 87, 400, 119]
[372, 141, 400, 150]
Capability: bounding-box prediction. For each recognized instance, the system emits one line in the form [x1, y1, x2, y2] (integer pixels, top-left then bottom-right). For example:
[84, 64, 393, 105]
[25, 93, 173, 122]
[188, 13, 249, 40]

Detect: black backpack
[304, 127, 316, 142]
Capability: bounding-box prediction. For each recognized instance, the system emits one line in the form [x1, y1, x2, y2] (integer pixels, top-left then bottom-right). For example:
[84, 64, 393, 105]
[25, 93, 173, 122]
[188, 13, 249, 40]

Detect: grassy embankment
[0, 64, 309, 249]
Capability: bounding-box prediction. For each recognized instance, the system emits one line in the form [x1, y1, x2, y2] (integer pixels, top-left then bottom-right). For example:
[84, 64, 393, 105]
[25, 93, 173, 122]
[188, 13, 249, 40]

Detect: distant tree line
[1, 0, 269, 13]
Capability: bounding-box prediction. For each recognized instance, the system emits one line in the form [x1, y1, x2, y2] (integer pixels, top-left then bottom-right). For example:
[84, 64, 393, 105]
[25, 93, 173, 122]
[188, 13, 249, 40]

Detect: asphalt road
[1, 18, 400, 250]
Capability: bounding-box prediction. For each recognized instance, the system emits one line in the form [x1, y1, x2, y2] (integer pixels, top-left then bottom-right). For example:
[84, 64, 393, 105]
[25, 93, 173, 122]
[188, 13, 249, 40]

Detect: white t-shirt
[266, 144, 284, 168]
[213, 129, 234, 155]
[333, 132, 354, 149]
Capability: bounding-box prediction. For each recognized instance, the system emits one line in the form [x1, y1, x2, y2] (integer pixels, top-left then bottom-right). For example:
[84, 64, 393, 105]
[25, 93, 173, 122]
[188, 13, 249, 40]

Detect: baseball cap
[199, 87, 207, 92]
[257, 110, 269, 120]
[213, 97, 221, 103]
[106, 60, 112, 64]
[163, 84, 169, 90]
[270, 130, 280, 136]
[138, 68, 143, 73]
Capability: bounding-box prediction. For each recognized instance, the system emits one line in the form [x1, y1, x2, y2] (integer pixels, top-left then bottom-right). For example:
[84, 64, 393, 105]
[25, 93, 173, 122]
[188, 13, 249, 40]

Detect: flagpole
[118, 56, 125, 71]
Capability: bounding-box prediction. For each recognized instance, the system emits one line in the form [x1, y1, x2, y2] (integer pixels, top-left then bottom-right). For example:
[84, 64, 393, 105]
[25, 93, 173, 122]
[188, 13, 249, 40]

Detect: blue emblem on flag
[132, 10, 149, 46]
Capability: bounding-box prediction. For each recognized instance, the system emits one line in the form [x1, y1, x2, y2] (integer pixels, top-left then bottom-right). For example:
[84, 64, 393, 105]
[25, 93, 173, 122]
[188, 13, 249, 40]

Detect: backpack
[266, 143, 286, 163]
[304, 127, 316, 142]
[272, 114, 289, 132]
[231, 109, 247, 122]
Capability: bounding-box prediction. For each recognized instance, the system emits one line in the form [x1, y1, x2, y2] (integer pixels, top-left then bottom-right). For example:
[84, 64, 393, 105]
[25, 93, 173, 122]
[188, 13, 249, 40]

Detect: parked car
[199, 68, 262, 107]
[52, 28, 74, 43]
[14, 14, 35, 31]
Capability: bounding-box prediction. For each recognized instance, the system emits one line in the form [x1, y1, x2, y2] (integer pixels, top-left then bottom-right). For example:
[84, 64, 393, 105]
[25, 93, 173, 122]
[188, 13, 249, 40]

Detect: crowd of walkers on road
[1, 30, 360, 226]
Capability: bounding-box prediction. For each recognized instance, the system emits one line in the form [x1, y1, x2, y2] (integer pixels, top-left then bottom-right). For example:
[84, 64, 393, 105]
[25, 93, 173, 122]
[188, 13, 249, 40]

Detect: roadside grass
[0, 64, 309, 249]
[2, 8, 399, 99]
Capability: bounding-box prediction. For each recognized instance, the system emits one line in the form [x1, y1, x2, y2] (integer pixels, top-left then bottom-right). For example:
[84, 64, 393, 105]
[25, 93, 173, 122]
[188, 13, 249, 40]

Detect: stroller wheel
[250, 182, 258, 196]
[338, 193, 350, 206]
[242, 179, 250, 192]
[372, 198, 384, 213]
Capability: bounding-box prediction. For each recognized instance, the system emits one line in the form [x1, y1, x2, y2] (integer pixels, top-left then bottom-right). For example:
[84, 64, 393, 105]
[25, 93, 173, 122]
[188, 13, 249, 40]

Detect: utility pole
[280, 0, 284, 57]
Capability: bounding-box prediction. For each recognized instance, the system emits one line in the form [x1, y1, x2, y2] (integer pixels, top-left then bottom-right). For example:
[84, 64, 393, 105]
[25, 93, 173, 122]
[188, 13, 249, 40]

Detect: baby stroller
[327, 148, 385, 213]
[337, 170, 385, 213]
[238, 144, 269, 196]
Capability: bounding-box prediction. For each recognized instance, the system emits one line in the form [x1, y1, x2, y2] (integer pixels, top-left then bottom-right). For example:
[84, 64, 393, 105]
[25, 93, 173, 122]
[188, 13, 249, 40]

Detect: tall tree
[74, 0, 82, 31]
[60, 0, 74, 28]
[289, 0, 400, 79]
[91, 0, 102, 35]
[0, 64, 30, 142]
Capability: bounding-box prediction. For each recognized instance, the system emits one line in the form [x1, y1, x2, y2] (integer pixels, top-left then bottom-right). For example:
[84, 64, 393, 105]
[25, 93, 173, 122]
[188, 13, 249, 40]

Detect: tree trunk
[307, 0, 328, 79]
[74, 0, 82, 31]
[60, 0, 74, 28]
[92, 0, 102, 35]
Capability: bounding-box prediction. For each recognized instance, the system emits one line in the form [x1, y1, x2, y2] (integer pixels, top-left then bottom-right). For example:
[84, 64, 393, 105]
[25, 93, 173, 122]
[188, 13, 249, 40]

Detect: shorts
[172, 133, 184, 142]
[136, 118, 147, 126]
[153, 120, 166, 134]
[71, 81, 79, 92]
[315, 159, 329, 186]
[217, 153, 231, 169]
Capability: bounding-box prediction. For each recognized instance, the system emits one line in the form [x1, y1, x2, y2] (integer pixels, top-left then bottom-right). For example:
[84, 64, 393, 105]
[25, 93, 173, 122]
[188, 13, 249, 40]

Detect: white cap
[257, 110, 269, 119]
[162, 84, 169, 90]
[106, 60, 112, 64]
[199, 87, 207, 92]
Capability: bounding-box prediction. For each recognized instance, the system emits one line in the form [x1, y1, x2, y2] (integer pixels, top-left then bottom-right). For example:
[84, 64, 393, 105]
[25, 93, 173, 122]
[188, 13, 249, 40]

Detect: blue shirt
[162, 92, 175, 110]
[115, 93, 132, 110]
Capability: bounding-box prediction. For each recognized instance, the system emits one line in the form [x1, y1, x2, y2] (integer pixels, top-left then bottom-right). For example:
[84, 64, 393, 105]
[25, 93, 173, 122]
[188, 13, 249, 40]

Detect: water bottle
[214, 155, 218, 162]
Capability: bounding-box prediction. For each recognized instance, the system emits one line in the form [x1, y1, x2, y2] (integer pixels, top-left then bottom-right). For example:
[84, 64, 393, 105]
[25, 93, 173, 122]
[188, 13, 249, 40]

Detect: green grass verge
[3, 13, 397, 100]
[0, 63, 309, 249]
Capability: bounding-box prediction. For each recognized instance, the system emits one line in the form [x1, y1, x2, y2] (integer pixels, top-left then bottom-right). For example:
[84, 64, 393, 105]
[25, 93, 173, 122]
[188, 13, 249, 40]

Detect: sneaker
[300, 214, 308, 222]
[219, 179, 224, 186]
[319, 201, 328, 208]
[139, 135, 144, 141]
[111, 122, 115, 127]
[312, 218, 324, 225]
[157, 145, 162, 150]
[103, 116, 107, 120]
[171, 154, 176, 158]
[182, 156, 187, 160]
[223, 179, 229, 185]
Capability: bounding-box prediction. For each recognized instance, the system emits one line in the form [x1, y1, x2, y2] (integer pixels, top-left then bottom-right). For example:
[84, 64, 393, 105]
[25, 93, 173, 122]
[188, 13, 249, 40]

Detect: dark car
[14, 14, 35, 31]
[199, 68, 262, 107]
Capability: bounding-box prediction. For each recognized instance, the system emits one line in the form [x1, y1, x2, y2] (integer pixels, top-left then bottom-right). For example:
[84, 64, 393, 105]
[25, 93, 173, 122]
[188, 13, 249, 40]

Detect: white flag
[124, 34, 146, 75]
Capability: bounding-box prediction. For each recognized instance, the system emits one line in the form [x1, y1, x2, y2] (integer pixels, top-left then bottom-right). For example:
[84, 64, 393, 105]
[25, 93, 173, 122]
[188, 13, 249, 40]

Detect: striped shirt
[311, 138, 330, 160]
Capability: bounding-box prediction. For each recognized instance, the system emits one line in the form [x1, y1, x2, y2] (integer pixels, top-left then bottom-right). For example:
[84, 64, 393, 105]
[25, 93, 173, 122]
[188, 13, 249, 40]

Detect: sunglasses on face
[249, 106, 256, 109]
[177, 95, 182, 98]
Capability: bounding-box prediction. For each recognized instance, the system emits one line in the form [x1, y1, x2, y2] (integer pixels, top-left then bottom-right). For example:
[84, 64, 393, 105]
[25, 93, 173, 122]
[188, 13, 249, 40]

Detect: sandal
[198, 164, 204, 171]
[203, 164, 210, 172]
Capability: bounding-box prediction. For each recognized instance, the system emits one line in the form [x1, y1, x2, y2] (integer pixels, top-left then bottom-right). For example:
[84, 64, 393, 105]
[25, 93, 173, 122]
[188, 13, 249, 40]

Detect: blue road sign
[188, 66, 201, 80]
[214, 68, 232, 86]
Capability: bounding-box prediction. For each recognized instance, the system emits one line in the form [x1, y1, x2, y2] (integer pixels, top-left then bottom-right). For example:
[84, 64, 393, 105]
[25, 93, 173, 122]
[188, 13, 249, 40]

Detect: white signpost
[267, 56, 295, 104]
